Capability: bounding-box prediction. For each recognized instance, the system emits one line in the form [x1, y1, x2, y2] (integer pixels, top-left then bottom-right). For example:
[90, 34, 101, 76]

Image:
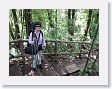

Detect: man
[28, 21, 46, 75]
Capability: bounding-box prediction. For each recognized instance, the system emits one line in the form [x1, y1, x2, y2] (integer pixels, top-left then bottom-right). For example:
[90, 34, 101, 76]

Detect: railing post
[55, 41, 58, 60]
[79, 43, 82, 59]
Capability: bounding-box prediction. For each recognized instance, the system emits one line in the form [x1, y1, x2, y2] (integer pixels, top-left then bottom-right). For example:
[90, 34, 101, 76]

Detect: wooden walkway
[9, 39, 99, 76]
[9, 56, 96, 76]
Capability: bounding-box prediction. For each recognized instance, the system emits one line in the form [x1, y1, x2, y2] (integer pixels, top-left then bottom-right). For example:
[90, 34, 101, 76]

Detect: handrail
[9, 39, 98, 45]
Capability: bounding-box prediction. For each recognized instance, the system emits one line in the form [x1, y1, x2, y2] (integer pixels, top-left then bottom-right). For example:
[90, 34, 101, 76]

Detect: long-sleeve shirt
[28, 31, 46, 46]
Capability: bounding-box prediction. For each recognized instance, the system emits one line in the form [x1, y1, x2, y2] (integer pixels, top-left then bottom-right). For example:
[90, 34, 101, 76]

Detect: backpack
[24, 31, 44, 55]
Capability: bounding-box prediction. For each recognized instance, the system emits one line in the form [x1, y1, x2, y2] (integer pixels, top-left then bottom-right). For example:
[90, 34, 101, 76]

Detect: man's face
[35, 25, 41, 32]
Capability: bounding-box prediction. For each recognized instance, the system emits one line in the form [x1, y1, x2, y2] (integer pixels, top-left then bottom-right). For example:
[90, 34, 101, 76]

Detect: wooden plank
[48, 61, 68, 76]
[55, 58, 86, 76]
[39, 58, 59, 76]
[65, 64, 78, 73]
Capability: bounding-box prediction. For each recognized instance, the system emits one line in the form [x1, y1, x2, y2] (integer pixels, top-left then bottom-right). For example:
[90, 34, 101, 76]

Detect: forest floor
[9, 54, 99, 76]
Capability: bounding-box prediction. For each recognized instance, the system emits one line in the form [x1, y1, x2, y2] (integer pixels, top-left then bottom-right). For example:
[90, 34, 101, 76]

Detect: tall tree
[47, 9, 54, 28]
[89, 10, 99, 40]
[67, 9, 76, 41]
[79, 9, 93, 58]
[12, 9, 20, 39]
[19, 9, 24, 39]
[83, 9, 93, 41]
[68, 9, 72, 37]
[82, 11, 99, 75]
[24, 9, 32, 38]
[9, 22, 15, 40]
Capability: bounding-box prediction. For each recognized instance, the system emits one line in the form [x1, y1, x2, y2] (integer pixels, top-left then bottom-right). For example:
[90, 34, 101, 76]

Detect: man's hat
[34, 21, 42, 27]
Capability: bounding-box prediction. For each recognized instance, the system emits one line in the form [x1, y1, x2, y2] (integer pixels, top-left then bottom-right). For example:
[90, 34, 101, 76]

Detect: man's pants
[32, 50, 42, 68]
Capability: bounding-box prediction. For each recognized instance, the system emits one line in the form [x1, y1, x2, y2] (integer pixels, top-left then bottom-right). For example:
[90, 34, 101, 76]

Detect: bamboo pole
[82, 24, 99, 75]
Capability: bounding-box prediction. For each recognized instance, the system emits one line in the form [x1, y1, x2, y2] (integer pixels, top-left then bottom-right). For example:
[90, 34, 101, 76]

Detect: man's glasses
[35, 25, 41, 27]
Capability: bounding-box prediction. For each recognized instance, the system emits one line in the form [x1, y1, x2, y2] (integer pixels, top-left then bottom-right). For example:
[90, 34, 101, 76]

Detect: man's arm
[42, 32, 46, 47]
[28, 32, 34, 44]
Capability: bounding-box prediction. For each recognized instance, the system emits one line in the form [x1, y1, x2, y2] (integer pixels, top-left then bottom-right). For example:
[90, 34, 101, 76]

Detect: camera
[28, 20, 35, 31]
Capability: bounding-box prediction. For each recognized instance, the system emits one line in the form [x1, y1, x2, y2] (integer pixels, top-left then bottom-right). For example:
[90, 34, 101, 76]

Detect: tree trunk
[67, 9, 72, 37]
[12, 9, 20, 39]
[20, 9, 24, 39]
[72, 9, 75, 20]
[47, 10, 54, 28]
[71, 9, 76, 35]
[79, 10, 93, 58]
[24, 9, 32, 39]
[84, 9, 93, 39]
[9, 23, 15, 40]
[55, 9, 57, 39]
[68, 9, 71, 19]
[67, 9, 76, 39]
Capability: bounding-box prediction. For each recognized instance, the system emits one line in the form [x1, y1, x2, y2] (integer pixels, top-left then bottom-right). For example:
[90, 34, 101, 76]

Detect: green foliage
[9, 9, 99, 59]
[89, 10, 99, 40]
[79, 59, 99, 76]
[9, 9, 99, 42]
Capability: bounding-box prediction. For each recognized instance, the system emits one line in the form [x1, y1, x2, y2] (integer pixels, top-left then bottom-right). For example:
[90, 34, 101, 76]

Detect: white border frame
[0, 0, 108, 85]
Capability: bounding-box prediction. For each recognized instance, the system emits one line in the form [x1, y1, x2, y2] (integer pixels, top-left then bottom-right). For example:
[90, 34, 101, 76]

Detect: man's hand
[43, 46, 46, 50]
[31, 41, 34, 44]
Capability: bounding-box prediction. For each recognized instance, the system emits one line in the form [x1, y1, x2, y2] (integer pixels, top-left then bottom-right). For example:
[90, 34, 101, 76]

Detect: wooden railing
[9, 39, 98, 53]
[9, 39, 98, 59]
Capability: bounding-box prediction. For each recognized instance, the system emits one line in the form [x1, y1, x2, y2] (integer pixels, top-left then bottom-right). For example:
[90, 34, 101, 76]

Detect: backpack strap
[32, 31, 43, 45]
[34, 32, 40, 46]
[40, 30, 44, 44]
[40, 30, 43, 38]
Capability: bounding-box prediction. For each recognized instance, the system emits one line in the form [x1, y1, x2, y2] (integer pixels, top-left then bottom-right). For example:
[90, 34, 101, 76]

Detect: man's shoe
[28, 70, 35, 76]
[33, 68, 36, 71]
[39, 65, 43, 69]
